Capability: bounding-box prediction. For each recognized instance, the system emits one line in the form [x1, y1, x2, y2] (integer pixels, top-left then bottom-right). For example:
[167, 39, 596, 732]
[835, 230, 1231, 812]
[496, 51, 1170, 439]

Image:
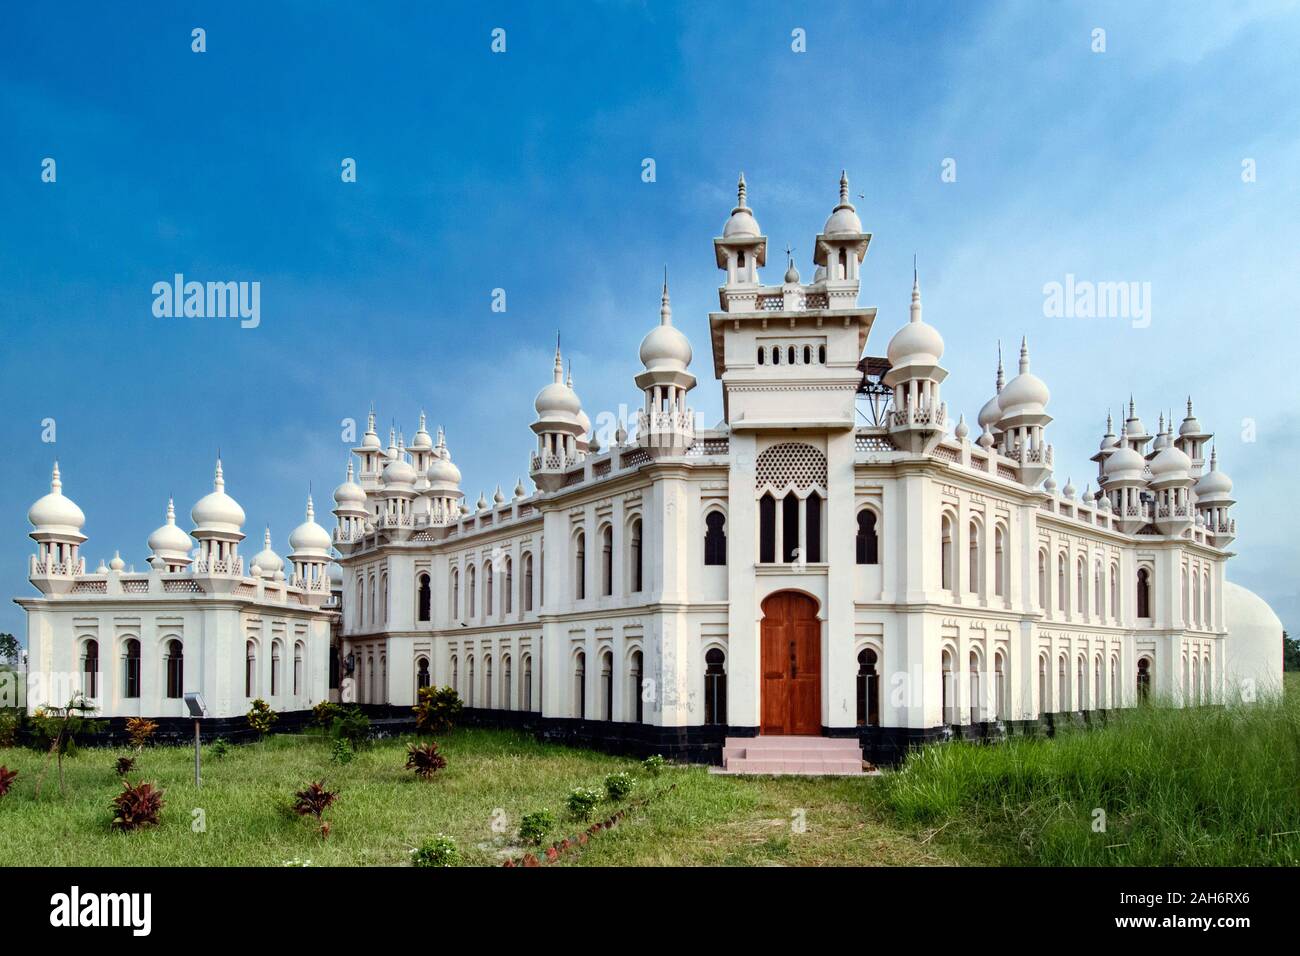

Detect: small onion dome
[28, 461, 86, 534]
[476, 491, 489, 511]
[493, 485, 506, 505]
[886, 270, 944, 367]
[1179, 397, 1203, 437]
[514, 478, 527, 499]
[192, 459, 246, 534]
[997, 338, 1050, 419]
[534, 345, 582, 421]
[411, 412, 434, 450]
[1194, 448, 1234, 499]
[1149, 443, 1193, 482]
[288, 496, 333, 556]
[109, 551, 125, 572]
[784, 259, 800, 284]
[722, 172, 760, 238]
[251, 527, 283, 576]
[1099, 495, 1113, 512]
[1062, 477, 1076, 499]
[1103, 444, 1146, 481]
[427, 452, 462, 487]
[954, 414, 969, 441]
[1043, 475, 1058, 495]
[822, 170, 863, 236]
[382, 455, 417, 489]
[360, 411, 382, 450]
[639, 275, 693, 372]
[333, 459, 366, 506]
[147, 498, 193, 557]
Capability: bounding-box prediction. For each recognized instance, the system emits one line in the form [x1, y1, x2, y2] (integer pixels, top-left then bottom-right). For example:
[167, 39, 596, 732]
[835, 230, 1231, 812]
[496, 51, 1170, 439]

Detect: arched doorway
[760, 591, 821, 735]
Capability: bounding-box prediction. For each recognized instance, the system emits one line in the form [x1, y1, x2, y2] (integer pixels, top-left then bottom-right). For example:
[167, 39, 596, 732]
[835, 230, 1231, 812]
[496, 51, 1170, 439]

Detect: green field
[0, 680, 1296, 867]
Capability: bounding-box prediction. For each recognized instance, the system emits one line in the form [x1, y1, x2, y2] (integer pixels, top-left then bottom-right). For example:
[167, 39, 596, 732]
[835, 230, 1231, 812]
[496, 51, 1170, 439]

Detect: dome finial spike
[660, 267, 672, 325]
[839, 169, 849, 206]
[737, 171, 747, 208]
[1019, 336, 1030, 373]
[995, 340, 1004, 390]
[553, 332, 563, 383]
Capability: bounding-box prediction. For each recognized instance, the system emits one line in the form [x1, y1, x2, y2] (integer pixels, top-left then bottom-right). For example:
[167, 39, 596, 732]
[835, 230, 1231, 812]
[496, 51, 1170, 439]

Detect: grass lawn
[0, 728, 959, 867]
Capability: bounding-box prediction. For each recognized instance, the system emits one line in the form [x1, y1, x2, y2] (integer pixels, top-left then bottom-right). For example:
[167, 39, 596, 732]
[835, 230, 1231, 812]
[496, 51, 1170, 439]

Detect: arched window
[1137, 656, 1151, 702]
[165, 639, 183, 699]
[1037, 551, 1047, 608]
[1110, 656, 1118, 705]
[417, 573, 431, 622]
[271, 641, 282, 696]
[451, 568, 460, 619]
[468, 565, 477, 617]
[451, 655, 458, 696]
[245, 640, 257, 697]
[599, 651, 613, 721]
[504, 557, 513, 615]
[1038, 654, 1048, 713]
[995, 651, 1007, 720]
[1076, 655, 1085, 709]
[1192, 573, 1201, 629]
[523, 655, 533, 711]
[704, 511, 727, 565]
[123, 639, 141, 699]
[293, 642, 304, 696]
[485, 562, 494, 617]
[82, 639, 99, 698]
[629, 650, 644, 722]
[575, 532, 586, 600]
[1058, 654, 1067, 711]
[856, 510, 879, 565]
[601, 525, 613, 596]
[782, 492, 800, 563]
[772, 345, 780, 365]
[484, 655, 493, 709]
[994, 526, 1007, 598]
[803, 345, 812, 365]
[941, 649, 954, 723]
[630, 519, 643, 592]
[940, 515, 954, 591]
[1110, 564, 1119, 621]
[416, 656, 431, 691]
[574, 652, 586, 719]
[1076, 557, 1085, 614]
[356, 576, 365, 628]
[818, 344, 826, 364]
[1057, 554, 1067, 612]
[369, 577, 376, 624]
[523, 552, 534, 611]
[857, 648, 879, 726]
[787, 345, 796, 365]
[1094, 655, 1102, 709]
[502, 655, 512, 711]
[1191, 656, 1200, 706]
[466, 656, 475, 707]
[380, 573, 388, 622]
[805, 491, 823, 563]
[1137, 568, 1151, 619]
[838, 248, 848, 278]
[1181, 568, 1190, 622]
[969, 651, 982, 722]
[738, 250, 746, 268]
[704, 648, 727, 725]
[759, 494, 777, 564]
[1094, 563, 1103, 617]
[1203, 655, 1212, 703]
[968, 521, 981, 594]
[1203, 570, 1211, 626]
[757, 346, 765, 365]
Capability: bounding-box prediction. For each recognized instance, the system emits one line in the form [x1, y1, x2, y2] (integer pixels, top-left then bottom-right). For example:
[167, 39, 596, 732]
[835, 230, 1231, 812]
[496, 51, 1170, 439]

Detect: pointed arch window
[994, 526, 1007, 598]
[122, 638, 141, 699]
[968, 521, 982, 594]
[468, 565, 477, 617]
[940, 514, 954, 591]
[1037, 550, 1047, 608]
[522, 552, 534, 610]
[856, 510, 879, 565]
[523, 655, 533, 711]
[165, 639, 183, 699]
[630, 519, 644, 592]
[416, 656, 430, 691]
[504, 557, 513, 615]
[1137, 657, 1152, 702]
[451, 568, 460, 619]
[245, 640, 257, 697]
[759, 493, 777, 564]
[575, 532, 586, 600]
[704, 648, 727, 725]
[856, 648, 879, 726]
[485, 562, 494, 617]
[599, 651, 613, 721]
[417, 572, 431, 622]
[601, 525, 613, 596]
[1137, 568, 1152, 619]
[629, 650, 643, 723]
[293, 642, 304, 696]
[704, 511, 727, 565]
[574, 651, 586, 719]
[782, 492, 800, 563]
[82, 639, 99, 698]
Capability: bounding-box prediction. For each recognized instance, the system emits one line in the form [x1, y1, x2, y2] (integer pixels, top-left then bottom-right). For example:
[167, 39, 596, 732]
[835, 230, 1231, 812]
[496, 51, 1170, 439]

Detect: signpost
[183, 692, 207, 788]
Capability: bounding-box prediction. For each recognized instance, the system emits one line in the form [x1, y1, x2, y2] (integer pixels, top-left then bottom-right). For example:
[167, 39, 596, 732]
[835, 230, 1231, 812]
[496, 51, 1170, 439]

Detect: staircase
[715, 736, 866, 776]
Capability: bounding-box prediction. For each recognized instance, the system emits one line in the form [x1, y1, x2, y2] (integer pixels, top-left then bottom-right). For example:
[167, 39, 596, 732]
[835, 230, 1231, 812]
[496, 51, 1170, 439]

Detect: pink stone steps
[713, 735, 868, 776]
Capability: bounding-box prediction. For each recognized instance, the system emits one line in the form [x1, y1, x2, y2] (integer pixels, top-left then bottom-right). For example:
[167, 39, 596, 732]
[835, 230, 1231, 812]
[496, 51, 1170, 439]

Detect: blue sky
[2, 0, 1298, 642]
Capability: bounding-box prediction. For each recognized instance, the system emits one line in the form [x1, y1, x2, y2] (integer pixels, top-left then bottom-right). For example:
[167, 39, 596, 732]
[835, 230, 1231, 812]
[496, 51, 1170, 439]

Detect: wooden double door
[760, 591, 822, 735]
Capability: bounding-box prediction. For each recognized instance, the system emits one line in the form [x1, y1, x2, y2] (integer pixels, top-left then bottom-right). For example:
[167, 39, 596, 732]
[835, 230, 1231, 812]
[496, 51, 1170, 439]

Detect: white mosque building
[16, 172, 1283, 765]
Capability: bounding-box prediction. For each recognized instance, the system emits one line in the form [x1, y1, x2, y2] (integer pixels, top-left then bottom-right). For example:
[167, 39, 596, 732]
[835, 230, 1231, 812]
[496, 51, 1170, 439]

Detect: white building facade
[16, 172, 1283, 760]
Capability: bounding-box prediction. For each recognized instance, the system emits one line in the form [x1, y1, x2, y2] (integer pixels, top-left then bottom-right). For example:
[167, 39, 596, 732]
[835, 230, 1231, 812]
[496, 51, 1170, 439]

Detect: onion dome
[381, 454, 417, 489]
[639, 273, 693, 372]
[1062, 477, 1076, 499]
[476, 491, 489, 512]
[1194, 447, 1234, 499]
[333, 459, 366, 506]
[1179, 397, 1203, 437]
[997, 338, 1050, 420]
[95, 559, 108, 573]
[822, 170, 863, 236]
[191, 459, 246, 534]
[784, 258, 801, 284]
[147, 498, 193, 558]
[28, 461, 86, 534]
[1099, 494, 1113, 512]
[886, 269, 944, 367]
[288, 495, 333, 556]
[514, 478, 527, 499]
[251, 527, 283, 576]
[1103, 442, 1147, 481]
[1043, 475, 1058, 495]
[1150, 442, 1192, 482]
[722, 172, 760, 238]
[1123, 397, 1147, 443]
[1099, 411, 1118, 450]
[109, 551, 125, 572]
[977, 346, 1006, 433]
[493, 485, 506, 506]
[360, 410, 382, 450]
[411, 412, 434, 451]
[954, 414, 969, 441]
[534, 341, 583, 422]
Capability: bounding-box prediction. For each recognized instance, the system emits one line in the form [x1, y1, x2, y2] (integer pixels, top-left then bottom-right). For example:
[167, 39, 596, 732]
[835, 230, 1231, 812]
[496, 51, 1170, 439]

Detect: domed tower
[250, 527, 284, 580]
[1103, 426, 1151, 534]
[1089, 412, 1119, 487]
[1122, 397, 1152, 455]
[713, 173, 768, 310]
[409, 412, 435, 483]
[191, 458, 246, 576]
[635, 272, 696, 457]
[1149, 432, 1195, 535]
[1175, 397, 1213, 475]
[28, 461, 87, 592]
[883, 267, 948, 454]
[975, 345, 1005, 449]
[424, 427, 465, 525]
[377, 446, 418, 538]
[813, 171, 871, 309]
[147, 497, 193, 572]
[288, 494, 333, 596]
[352, 410, 385, 486]
[996, 338, 1053, 487]
[332, 458, 368, 542]
[1194, 447, 1235, 545]
[530, 339, 586, 491]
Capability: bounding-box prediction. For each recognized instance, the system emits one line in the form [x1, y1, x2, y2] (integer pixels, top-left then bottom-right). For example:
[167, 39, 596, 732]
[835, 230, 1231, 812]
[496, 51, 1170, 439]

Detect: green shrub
[411, 834, 459, 867]
[330, 706, 370, 748]
[312, 700, 342, 730]
[0, 710, 19, 748]
[604, 772, 634, 801]
[518, 809, 554, 845]
[641, 754, 665, 777]
[566, 786, 602, 821]
[210, 739, 230, 759]
[412, 686, 463, 735]
[246, 699, 278, 736]
[330, 738, 354, 765]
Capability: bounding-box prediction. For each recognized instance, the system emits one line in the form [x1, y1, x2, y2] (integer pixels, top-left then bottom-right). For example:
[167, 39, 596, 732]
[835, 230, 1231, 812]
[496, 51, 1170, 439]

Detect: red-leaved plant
[111, 780, 165, 831]
[293, 780, 339, 838]
[115, 755, 136, 776]
[0, 765, 17, 798]
[404, 742, 447, 780]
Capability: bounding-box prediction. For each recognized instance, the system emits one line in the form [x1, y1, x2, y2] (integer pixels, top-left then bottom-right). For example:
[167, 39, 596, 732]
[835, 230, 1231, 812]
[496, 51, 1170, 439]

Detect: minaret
[1193, 446, 1235, 545]
[332, 458, 368, 542]
[813, 170, 871, 308]
[530, 337, 587, 491]
[27, 461, 88, 593]
[1174, 396, 1212, 474]
[352, 408, 385, 484]
[635, 271, 697, 458]
[713, 172, 768, 310]
[190, 458, 247, 589]
[994, 337, 1053, 486]
[288, 494, 334, 598]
